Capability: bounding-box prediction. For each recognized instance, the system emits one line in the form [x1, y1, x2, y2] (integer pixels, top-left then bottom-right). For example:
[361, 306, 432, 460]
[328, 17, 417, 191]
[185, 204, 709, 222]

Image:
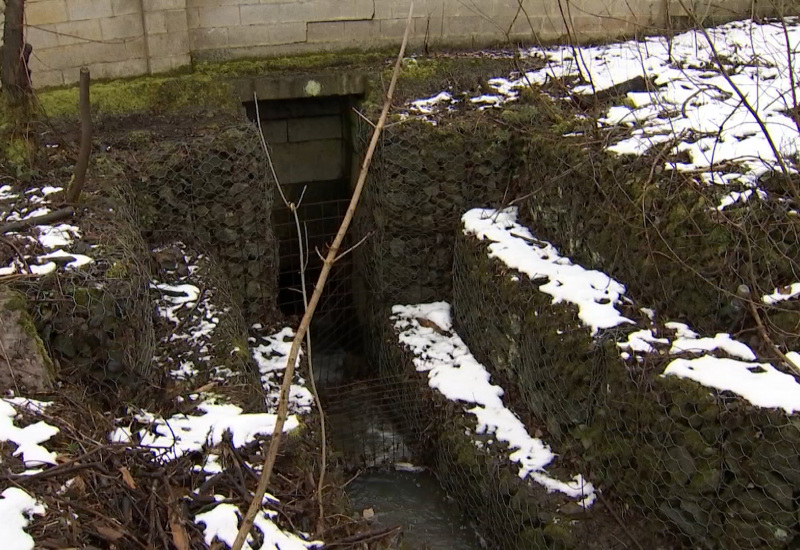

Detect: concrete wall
[0, 0, 190, 87]
[0, 0, 772, 89]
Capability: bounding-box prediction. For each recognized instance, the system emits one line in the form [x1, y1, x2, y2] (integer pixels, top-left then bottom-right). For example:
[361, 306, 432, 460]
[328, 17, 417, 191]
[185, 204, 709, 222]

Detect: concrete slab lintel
[234, 72, 367, 102]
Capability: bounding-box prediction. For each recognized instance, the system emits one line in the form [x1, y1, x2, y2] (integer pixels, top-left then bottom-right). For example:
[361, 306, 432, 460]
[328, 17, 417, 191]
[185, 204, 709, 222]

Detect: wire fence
[15, 188, 157, 401]
[453, 219, 800, 549]
[109, 121, 280, 326]
[344, 100, 800, 549]
[352, 115, 516, 370]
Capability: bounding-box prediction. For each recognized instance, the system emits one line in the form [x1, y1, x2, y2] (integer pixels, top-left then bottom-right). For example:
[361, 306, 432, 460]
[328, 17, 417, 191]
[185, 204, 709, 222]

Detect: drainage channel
[314, 349, 484, 549]
[244, 90, 484, 547]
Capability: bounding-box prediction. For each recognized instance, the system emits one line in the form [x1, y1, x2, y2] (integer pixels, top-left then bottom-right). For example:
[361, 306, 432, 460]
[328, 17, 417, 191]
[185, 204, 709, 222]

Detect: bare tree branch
[230, 7, 416, 549]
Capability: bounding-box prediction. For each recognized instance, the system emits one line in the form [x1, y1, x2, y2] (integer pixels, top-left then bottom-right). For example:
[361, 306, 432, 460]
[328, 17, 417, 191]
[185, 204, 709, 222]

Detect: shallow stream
[347, 469, 484, 550]
[315, 348, 483, 549]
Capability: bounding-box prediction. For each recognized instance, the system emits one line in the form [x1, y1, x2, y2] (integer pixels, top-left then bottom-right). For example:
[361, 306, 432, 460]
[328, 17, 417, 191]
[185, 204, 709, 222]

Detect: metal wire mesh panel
[352, 115, 515, 371]
[452, 210, 800, 549]
[322, 376, 433, 471]
[14, 188, 157, 400]
[107, 121, 279, 326]
[273, 194, 361, 377]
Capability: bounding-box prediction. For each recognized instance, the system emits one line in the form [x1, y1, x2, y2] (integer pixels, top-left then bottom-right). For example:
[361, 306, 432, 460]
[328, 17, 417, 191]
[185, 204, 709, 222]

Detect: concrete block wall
[22, 0, 148, 87]
[0, 0, 190, 88]
[0, 0, 772, 89]
[142, 0, 191, 74]
[187, 0, 666, 61]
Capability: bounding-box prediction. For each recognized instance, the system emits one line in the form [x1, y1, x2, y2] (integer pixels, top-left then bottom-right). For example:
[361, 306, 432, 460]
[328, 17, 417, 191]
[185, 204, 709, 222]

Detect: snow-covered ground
[129, 246, 319, 547]
[0, 184, 93, 275]
[0, 239, 320, 549]
[463, 207, 800, 412]
[392, 301, 597, 508]
[408, 18, 800, 211]
[0, 398, 56, 549]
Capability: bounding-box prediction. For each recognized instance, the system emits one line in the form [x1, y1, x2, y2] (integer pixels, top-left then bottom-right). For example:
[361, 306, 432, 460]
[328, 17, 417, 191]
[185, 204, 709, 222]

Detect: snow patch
[0, 398, 59, 469]
[462, 207, 632, 335]
[465, 207, 800, 415]
[663, 357, 800, 413]
[195, 496, 320, 549]
[406, 19, 800, 210]
[250, 326, 314, 414]
[392, 301, 596, 507]
[763, 283, 800, 305]
[0, 488, 46, 550]
[110, 402, 301, 462]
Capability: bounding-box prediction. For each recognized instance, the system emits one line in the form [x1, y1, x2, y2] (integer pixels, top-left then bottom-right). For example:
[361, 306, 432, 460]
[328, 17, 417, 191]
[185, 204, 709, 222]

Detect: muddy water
[348, 469, 484, 550]
[316, 349, 483, 549]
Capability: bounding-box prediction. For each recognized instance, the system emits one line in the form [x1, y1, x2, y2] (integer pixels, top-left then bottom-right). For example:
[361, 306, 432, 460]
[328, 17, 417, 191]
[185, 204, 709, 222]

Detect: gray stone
[0, 289, 55, 394]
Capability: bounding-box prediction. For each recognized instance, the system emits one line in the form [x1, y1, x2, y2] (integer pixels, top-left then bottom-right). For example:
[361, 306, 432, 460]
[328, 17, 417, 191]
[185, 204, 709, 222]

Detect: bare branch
[231, 9, 417, 547]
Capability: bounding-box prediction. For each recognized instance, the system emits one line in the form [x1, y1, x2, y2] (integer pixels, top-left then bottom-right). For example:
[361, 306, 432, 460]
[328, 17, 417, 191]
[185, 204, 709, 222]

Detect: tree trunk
[1, 0, 30, 102]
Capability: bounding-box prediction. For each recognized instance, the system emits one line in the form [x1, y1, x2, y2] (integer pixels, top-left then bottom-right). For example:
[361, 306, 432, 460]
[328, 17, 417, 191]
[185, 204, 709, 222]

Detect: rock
[0, 288, 55, 393]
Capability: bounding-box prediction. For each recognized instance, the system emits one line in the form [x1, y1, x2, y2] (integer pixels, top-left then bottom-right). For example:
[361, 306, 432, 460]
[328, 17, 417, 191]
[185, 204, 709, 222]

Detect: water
[317, 346, 483, 549]
[347, 469, 484, 550]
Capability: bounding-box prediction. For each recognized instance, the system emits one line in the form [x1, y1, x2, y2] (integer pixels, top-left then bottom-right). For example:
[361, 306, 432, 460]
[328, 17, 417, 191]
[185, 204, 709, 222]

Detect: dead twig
[0, 235, 32, 273]
[253, 90, 330, 535]
[0, 206, 75, 234]
[597, 492, 646, 550]
[677, 0, 800, 204]
[747, 299, 799, 375]
[321, 524, 403, 548]
[170, 287, 207, 336]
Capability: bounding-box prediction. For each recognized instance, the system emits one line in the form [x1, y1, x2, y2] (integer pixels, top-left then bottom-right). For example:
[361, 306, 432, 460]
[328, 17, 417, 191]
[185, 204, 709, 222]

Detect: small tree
[1, 0, 35, 173]
[1, 0, 31, 102]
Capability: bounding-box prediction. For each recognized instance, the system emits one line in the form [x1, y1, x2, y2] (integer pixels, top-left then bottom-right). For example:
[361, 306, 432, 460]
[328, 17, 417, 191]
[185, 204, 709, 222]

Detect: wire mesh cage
[108, 121, 280, 327]
[343, 101, 800, 549]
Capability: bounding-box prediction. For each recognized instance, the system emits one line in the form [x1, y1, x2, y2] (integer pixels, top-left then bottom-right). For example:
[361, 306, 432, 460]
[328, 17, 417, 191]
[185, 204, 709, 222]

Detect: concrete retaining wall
[0, 0, 768, 89]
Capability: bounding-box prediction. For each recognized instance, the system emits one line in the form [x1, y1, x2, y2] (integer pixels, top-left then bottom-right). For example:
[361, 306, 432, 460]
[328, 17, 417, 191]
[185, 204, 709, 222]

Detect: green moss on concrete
[195, 49, 395, 77]
[36, 50, 394, 118]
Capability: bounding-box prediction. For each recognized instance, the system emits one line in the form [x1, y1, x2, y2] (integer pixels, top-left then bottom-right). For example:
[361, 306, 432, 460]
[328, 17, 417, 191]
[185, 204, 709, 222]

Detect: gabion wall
[108, 120, 279, 324]
[21, 191, 157, 392]
[352, 115, 514, 362]
[453, 220, 800, 549]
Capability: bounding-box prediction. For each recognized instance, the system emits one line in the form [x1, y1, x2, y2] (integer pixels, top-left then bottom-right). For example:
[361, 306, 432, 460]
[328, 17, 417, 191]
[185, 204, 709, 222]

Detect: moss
[231, 336, 251, 362]
[2, 289, 56, 376]
[3, 289, 27, 313]
[0, 96, 36, 174]
[36, 49, 397, 119]
[38, 73, 239, 118]
[105, 261, 130, 279]
[4, 135, 31, 166]
[194, 49, 394, 77]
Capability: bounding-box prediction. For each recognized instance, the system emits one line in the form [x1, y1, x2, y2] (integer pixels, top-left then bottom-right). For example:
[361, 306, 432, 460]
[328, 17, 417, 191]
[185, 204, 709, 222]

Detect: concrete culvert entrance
[244, 94, 365, 385]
